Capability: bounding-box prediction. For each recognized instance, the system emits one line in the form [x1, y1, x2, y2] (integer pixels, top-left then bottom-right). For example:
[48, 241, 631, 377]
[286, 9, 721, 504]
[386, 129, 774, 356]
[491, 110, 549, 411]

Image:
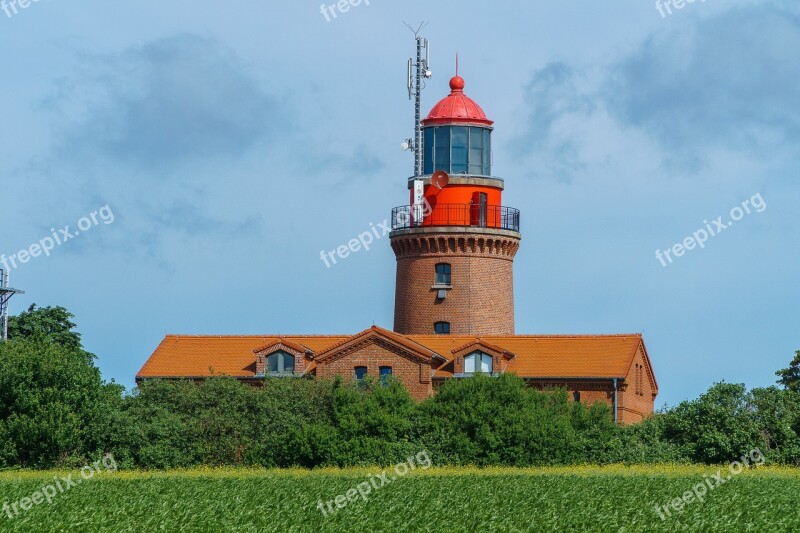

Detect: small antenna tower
[401, 22, 431, 177]
[0, 269, 23, 341]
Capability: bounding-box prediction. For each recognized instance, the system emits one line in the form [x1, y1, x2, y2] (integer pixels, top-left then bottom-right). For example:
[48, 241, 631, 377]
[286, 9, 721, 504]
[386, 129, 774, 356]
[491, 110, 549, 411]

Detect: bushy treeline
[1, 306, 799, 469]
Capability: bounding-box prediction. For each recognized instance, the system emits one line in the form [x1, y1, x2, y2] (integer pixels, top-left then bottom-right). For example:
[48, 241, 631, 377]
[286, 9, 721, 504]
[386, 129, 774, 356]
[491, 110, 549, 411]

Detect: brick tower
[390, 74, 521, 336]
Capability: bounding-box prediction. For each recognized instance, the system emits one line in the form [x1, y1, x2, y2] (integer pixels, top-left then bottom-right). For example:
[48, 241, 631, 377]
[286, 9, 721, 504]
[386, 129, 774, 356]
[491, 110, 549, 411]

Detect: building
[137, 72, 658, 423]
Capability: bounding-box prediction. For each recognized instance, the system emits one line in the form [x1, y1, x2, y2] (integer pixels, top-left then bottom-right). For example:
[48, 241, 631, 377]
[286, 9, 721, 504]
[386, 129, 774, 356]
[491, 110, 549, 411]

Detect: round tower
[391, 75, 521, 336]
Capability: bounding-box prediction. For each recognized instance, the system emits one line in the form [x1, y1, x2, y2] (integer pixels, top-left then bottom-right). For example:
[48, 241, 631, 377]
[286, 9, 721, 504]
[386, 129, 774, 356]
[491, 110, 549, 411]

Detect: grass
[1, 465, 799, 531]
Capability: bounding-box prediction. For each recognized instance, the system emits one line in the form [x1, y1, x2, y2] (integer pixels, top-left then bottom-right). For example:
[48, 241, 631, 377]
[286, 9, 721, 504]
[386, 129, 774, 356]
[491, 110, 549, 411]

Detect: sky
[0, 0, 797, 407]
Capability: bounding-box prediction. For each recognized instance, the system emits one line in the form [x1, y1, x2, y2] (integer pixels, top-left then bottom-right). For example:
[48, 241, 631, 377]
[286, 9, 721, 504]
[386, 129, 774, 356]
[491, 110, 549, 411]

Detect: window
[450, 127, 468, 174]
[636, 364, 645, 396]
[266, 350, 295, 375]
[423, 125, 492, 176]
[636, 365, 641, 395]
[423, 127, 434, 175]
[433, 127, 450, 173]
[468, 127, 484, 175]
[464, 352, 493, 374]
[434, 321, 450, 335]
[354, 366, 368, 381]
[435, 263, 451, 285]
[573, 391, 581, 403]
[380, 366, 393, 384]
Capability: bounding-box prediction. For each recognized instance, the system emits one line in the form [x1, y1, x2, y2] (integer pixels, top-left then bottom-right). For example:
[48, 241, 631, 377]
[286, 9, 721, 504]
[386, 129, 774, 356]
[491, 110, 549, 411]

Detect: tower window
[464, 352, 493, 374]
[451, 126, 468, 174]
[266, 350, 295, 375]
[354, 366, 368, 381]
[435, 263, 451, 286]
[423, 125, 492, 176]
[434, 322, 450, 335]
[379, 366, 393, 384]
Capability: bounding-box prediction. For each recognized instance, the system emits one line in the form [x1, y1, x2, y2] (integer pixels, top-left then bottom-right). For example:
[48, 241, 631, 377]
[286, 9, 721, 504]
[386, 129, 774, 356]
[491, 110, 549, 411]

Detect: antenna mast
[402, 22, 431, 177]
[0, 269, 23, 341]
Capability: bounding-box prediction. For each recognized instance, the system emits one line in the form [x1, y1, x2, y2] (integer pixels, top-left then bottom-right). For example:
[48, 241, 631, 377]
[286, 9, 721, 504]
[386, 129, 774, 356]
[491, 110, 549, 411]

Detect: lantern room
[422, 75, 494, 177]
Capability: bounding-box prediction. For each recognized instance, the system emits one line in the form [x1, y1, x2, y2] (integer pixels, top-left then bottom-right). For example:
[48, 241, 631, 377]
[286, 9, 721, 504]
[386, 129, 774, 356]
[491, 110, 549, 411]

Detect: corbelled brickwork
[391, 229, 520, 336]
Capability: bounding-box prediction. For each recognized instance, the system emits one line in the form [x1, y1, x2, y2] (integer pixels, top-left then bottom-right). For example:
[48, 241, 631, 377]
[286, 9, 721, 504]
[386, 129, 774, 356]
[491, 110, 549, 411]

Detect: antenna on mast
[0, 269, 24, 341]
[400, 22, 431, 178]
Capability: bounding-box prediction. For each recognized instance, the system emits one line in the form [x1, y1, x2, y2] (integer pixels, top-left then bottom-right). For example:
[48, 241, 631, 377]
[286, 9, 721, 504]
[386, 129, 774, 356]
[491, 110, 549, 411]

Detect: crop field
[1, 466, 799, 532]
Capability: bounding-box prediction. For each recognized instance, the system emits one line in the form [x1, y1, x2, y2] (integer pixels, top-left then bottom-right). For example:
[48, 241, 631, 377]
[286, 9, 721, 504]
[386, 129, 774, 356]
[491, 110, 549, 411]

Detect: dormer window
[464, 351, 492, 374]
[266, 350, 295, 375]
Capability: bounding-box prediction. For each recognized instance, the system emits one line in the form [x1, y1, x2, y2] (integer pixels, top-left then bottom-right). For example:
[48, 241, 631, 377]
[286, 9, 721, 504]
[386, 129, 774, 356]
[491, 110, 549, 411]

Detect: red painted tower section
[391, 76, 521, 336]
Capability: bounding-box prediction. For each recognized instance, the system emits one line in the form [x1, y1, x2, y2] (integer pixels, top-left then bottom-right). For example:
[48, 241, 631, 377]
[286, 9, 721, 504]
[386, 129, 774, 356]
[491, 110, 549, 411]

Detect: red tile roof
[137, 331, 655, 392]
[136, 335, 351, 378]
[408, 334, 645, 380]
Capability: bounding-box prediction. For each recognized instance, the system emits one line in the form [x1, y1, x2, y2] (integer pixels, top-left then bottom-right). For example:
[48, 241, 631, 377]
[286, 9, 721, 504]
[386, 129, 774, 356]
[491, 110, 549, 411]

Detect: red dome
[423, 76, 493, 126]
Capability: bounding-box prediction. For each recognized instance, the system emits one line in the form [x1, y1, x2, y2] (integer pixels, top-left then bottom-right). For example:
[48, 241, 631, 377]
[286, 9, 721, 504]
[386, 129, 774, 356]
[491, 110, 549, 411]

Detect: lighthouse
[390, 73, 521, 336]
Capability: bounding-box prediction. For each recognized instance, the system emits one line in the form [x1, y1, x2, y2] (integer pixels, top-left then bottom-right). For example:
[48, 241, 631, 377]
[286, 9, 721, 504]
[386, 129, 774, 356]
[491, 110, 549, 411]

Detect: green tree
[776, 350, 800, 392]
[415, 374, 596, 466]
[0, 338, 110, 467]
[8, 304, 87, 354]
[661, 382, 763, 463]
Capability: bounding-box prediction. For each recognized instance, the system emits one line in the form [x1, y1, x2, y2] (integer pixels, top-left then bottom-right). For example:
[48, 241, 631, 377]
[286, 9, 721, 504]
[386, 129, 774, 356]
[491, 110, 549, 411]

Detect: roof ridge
[164, 334, 353, 339]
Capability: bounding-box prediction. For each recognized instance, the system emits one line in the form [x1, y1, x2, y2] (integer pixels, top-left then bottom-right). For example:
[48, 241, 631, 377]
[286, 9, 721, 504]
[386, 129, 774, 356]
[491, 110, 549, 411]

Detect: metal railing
[391, 204, 520, 232]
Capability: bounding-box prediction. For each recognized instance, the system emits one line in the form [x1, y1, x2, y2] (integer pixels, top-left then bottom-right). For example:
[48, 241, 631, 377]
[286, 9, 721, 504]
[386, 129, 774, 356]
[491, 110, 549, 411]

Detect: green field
[1, 466, 799, 532]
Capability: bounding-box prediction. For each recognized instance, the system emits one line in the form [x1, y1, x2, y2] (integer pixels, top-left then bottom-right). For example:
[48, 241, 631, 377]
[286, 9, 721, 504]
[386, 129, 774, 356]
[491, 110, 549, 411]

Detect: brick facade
[391, 229, 520, 336]
[617, 343, 657, 423]
[315, 337, 433, 401]
[254, 341, 307, 376]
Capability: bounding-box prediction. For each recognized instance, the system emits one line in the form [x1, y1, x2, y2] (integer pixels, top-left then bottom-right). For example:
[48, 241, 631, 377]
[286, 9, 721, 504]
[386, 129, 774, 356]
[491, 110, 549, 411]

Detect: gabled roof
[451, 339, 517, 360]
[136, 330, 651, 388]
[314, 326, 445, 365]
[253, 338, 310, 357]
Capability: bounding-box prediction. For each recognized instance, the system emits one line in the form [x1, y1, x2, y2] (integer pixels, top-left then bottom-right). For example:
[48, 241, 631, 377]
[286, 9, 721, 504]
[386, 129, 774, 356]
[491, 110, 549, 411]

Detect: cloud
[604, 4, 800, 168]
[514, 4, 800, 176]
[46, 34, 285, 170]
[299, 144, 385, 178]
[510, 62, 595, 181]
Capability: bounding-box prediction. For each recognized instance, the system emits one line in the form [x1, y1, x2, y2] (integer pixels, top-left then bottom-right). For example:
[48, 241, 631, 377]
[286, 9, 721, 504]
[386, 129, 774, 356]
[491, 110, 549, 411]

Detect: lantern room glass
[423, 126, 491, 176]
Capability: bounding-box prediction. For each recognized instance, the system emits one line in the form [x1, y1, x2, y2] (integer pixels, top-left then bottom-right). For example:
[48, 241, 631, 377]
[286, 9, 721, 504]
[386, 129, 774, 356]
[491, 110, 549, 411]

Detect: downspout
[612, 378, 619, 424]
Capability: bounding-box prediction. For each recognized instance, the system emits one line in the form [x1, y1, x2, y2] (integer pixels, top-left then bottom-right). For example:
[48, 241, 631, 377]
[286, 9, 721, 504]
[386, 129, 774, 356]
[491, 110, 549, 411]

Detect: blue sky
[1, 0, 797, 407]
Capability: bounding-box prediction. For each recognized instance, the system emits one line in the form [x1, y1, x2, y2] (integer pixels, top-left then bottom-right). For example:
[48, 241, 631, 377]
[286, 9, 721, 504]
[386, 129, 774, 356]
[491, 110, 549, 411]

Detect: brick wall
[527, 378, 655, 424]
[316, 339, 432, 401]
[391, 231, 520, 336]
[618, 344, 657, 424]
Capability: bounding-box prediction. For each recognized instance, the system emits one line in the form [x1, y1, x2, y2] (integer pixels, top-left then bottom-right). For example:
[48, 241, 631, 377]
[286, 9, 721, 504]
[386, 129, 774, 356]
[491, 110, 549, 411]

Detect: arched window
[434, 321, 450, 335]
[435, 263, 451, 286]
[266, 350, 295, 375]
[464, 352, 493, 374]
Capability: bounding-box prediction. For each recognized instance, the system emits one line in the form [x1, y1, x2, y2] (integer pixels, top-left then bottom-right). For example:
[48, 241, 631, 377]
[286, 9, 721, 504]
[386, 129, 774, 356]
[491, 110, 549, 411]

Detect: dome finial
[450, 53, 465, 93]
